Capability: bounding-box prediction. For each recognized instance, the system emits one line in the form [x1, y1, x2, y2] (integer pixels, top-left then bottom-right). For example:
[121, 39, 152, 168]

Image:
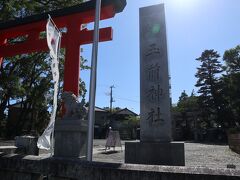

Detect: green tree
[173, 90, 200, 139]
[222, 45, 240, 127]
[173, 91, 199, 113]
[122, 115, 140, 139]
[0, 55, 25, 121]
[0, 0, 84, 21]
[125, 115, 140, 129]
[176, 90, 188, 113]
[223, 45, 240, 74]
[195, 50, 227, 128]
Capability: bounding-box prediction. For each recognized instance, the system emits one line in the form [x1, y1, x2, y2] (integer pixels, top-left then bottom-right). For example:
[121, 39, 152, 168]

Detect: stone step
[0, 146, 17, 154]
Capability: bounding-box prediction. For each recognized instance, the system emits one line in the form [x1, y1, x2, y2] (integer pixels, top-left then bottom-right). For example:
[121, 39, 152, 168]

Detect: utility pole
[110, 85, 115, 114]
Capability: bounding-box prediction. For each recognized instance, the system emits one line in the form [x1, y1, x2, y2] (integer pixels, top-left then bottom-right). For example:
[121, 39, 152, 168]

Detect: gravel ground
[1, 139, 240, 169]
[184, 142, 240, 169]
[92, 140, 240, 169]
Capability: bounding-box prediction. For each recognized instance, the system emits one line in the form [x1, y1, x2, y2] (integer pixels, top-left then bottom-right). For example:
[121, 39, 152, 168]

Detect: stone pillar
[125, 4, 184, 166]
[139, 4, 171, 143]
[54, 119, 87, 158]
[15, 136, 39, 155]
[54, 92, 88, 158]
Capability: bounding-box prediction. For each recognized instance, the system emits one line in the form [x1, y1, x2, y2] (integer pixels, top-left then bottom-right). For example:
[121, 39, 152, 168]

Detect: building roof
[84, 106, 108, 113]
[94, 106, 108, 112]
[113, 108, 138, 116]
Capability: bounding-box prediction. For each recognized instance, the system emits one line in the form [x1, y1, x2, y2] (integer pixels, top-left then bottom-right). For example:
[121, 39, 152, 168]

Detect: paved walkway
[1, 139, 240, 169]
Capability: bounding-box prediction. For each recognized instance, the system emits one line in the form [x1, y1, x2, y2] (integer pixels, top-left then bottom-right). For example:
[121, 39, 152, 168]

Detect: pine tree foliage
[222, 46, 240, 127]
[223, 45, 240, 74]
[195, 50, 225, 127]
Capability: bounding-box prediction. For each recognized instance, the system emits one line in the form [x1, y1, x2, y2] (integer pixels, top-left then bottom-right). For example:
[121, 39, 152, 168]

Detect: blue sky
[80, 0, 240, 114]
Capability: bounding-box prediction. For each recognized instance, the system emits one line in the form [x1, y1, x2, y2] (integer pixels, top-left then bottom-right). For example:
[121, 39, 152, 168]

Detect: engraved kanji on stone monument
[147, 63, 160, 82]
[146, 85, 163, 102]
[140, 4, 172, 142]
[146, 107, 164, 126]
[145, 44, 161, 57]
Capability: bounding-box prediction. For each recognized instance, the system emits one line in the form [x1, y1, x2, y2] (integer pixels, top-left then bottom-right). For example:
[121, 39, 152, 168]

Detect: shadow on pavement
[100, 151, 119, 155]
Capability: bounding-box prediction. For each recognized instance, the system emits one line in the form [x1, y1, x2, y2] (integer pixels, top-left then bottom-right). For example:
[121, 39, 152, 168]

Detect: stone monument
[125, 4, 185, 166]
[54, 92, 88, 158]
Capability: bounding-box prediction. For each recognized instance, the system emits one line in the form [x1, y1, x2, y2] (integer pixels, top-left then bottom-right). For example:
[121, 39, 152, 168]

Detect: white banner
[37, 16, 61, 151]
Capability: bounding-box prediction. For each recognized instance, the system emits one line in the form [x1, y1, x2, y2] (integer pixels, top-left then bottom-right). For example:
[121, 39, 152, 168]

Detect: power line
[115, 97, 139, 103]
[97, 84, 110, 88]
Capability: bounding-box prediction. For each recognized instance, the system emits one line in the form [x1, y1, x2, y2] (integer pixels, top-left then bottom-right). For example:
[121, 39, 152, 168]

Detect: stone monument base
[15, 136, 39, 155]
[54, 119, 87, 158]
[125, 141, 185, 166]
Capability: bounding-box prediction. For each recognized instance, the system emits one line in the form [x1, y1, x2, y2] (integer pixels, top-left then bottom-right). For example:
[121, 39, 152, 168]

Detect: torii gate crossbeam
[0, 0, 126, 96]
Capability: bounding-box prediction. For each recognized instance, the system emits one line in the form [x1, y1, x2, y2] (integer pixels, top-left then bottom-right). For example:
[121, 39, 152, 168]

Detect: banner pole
[37, 15, 61, 155]
[50, 29, 62, 157]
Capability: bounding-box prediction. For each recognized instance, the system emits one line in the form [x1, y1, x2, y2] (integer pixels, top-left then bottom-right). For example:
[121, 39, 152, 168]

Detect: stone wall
[228, 133, 240, 154]
[0, 152, 240, 180]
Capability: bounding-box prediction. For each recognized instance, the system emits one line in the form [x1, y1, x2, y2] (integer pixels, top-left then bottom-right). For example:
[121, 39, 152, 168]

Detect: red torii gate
[0, 0, 126, 96]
